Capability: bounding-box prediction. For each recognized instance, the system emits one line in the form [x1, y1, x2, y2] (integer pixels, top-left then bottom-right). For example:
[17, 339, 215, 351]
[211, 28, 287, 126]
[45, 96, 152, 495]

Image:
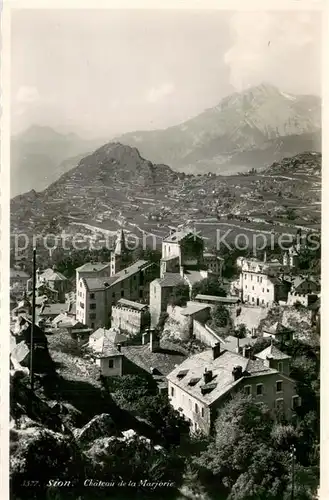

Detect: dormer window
[177, 369, 188, 379]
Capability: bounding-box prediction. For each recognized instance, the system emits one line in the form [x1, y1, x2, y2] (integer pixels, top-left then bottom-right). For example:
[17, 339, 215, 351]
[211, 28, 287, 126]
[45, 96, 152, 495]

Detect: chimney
[232, 365, 243, 381]
[142, 331, 150, 345]
[149, 329, 160, 352]
[203, 368, 213, 385]
[242, 346, 251, 358]
[117, 343, 121, 352]
[212, 342, 221, 360]
[235, 337, 240, 354]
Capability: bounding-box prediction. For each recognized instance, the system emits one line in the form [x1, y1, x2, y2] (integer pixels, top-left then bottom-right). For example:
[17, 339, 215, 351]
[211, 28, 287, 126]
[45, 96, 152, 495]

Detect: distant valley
[10, 126, 106, 197]
[11, 143, 321, 254]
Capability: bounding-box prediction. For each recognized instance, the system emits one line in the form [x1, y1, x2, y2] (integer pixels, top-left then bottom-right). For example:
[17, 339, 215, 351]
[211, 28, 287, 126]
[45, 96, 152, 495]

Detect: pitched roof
[39, 268, 67, 281]
[115, 298, 149, 311]
[76, 262, 111, 272]
[195, 294, 240, 304]
[203, 253, 224, 260]
[83, 260, 152, 291]
[38, 303, 67, 316]
[167, 348, 276, 406]
[255, 344, 291, 361]
[180, 302, 211, 317]
[163, 229, 203, 243]
[121, 341, 188, 376]
[184, 271, 207, 287]
[90, 328, 128, 356]
[52, 313, 81, 327]
[10, 268, 30, 279]
[224, 336, 258, 353]
[153, 273, 186, 288]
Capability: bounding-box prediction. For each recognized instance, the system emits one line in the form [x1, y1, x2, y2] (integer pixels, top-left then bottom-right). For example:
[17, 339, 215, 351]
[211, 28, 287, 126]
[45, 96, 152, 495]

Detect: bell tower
[111, 228, 128, 276]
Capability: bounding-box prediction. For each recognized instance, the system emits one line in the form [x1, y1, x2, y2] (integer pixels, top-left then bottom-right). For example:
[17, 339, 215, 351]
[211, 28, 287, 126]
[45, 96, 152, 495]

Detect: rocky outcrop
[73, 413, 118, 445]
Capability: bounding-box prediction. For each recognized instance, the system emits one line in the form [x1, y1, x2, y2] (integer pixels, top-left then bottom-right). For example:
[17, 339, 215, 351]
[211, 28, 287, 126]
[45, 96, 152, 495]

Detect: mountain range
[10, 83, 321, 199]
[115, 83, 321, 174]
[10, 126, 106, 197]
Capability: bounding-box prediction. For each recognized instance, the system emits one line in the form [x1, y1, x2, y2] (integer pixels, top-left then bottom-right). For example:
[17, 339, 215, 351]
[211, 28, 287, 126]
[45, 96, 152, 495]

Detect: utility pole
[290, 445, 296, 500]
[30, 248, 36, 393]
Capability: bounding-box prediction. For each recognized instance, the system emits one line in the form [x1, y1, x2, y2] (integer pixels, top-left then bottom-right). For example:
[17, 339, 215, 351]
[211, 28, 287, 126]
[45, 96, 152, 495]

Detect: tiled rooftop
[255, 344, 291, 361]
[167, 348, 276, 406]
[154, 273, 186, 288]
[76, 262, 111, 272]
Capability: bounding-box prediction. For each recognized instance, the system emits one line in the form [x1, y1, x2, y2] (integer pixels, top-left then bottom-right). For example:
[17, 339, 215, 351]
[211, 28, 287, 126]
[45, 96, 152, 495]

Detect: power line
[30, 248, 36, 393]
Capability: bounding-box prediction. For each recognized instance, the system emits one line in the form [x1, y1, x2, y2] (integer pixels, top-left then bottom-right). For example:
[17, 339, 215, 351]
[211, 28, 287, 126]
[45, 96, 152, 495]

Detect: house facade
[167, 343, 299, 435]
[76, 260, 157, 329]
[286, 276, 320, 307]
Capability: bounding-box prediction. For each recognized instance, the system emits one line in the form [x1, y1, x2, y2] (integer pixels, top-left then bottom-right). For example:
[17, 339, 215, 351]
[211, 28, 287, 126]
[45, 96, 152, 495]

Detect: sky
[11, 9, 322, 139]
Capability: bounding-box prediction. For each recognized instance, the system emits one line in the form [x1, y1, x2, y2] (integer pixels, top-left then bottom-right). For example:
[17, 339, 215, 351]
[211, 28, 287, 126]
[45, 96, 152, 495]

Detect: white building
[76, 260, 156, 329]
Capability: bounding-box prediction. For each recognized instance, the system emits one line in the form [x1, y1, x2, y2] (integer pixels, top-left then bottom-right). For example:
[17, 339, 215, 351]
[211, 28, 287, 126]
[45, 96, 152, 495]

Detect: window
[245, 274, 247, 279]
[201, 407, 205, 418]
[262, 299, 264, 304]
[256, 384, 263, 396]
[276, 398, 284, 411]
[276, 381, 283, 393]
[91, 322, 95, 329]
[245, 385, 251, 395]
[171, 387, 174, 397]
[108, 359, 114, 368]
[89, 313, 96, 320]
[251, 275, 253, 281]
[79, 302, 85, 309]
[80, 281, 83, 288]
[292, 396, 300, 410]
[90, 303, 96, 310]
[252, 297, 254, 302]
[112, 292, 115, 298]
[260, 277, 263, 283]
[262, 288, 264, 293]
[257, 276, 259, 282]
[90, 293, 95, 300]
[252, 286, 254, 290]
[245, 285, 247, 289]
[277, 362, 283, 372]
[189, 399, 192, 409]
[195, 403, 199, 414]
[267, 289, 269, 293]
[153, 286, 156, 295]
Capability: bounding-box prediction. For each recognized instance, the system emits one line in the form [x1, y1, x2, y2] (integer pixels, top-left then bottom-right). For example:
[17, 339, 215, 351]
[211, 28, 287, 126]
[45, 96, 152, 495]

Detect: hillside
[10, 144, 321, 256]
[116, 83, 321, 174]
[10, 126, 105, 197]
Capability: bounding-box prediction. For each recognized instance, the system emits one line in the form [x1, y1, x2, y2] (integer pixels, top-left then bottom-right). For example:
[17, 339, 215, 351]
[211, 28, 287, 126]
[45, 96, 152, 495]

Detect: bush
[168, 284, 190, 307]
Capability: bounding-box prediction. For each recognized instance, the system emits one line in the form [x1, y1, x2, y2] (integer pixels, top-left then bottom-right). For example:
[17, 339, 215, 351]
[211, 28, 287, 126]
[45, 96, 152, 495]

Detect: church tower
[111, 228, 129, 276]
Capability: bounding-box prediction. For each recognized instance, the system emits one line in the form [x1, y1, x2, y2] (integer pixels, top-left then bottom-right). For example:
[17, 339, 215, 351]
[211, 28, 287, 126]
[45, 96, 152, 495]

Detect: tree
[210, 305, 231, 329]
[234, 324, 247, 339]
[168, 283, 190, 307]
[191, 277, 227, 299]
[192, 394, 291, 499]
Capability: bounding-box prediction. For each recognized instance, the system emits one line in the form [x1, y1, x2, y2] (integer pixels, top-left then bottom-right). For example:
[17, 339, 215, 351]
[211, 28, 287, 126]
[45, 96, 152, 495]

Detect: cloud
[224, 12, 321, 92]
[16, 86, 40, 104]
[146, 82, 175, 103]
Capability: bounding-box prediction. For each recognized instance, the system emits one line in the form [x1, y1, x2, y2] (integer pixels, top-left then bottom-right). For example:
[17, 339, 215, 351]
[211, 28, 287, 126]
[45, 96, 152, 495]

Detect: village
[10, 226, 320, 438]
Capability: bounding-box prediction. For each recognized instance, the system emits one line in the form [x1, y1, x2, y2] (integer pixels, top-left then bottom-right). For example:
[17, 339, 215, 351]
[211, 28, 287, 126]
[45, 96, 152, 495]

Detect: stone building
[10, 268, 30, 289]
[90, 329, 187, 392]
[27, 267, 68, 302]
[149, 273, 186, 327]
[286, 276, 320, 307]
[111, 298, 150, 335]
[76, 260, 157, 329]
[167, 343, 300, 435]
